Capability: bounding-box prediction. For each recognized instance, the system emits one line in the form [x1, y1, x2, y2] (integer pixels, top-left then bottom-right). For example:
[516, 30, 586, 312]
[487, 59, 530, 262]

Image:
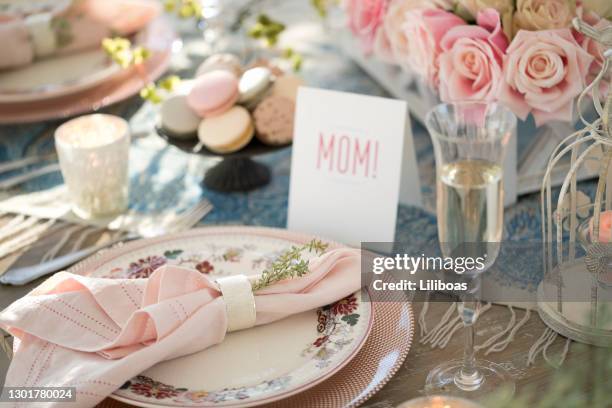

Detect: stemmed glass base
[425, 358, 515, 399]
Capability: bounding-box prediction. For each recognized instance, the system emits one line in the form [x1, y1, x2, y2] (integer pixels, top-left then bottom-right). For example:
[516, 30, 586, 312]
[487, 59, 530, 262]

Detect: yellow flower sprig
[282, 47, 303, 72]
[311, 0, 330, 17]
[163, 0, 202, 19]
[102, 37, 151, 69]
[139, 75, 181, 104]
[103, 36, 181, 104]
[247, 14, 304, 72]
[248, 14, 286, 47]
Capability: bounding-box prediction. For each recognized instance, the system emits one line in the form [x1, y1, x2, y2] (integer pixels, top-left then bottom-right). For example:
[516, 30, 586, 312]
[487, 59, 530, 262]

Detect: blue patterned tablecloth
[0, 4, 559, 291]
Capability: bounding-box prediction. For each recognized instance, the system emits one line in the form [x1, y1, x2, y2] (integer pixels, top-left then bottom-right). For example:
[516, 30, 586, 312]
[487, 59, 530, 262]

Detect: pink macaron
[187, 70, 239, 117]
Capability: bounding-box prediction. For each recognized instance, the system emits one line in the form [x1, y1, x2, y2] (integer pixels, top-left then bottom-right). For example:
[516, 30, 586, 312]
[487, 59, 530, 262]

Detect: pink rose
[373, 23, 397, 63]
[578, 11, 611, 98]
[346, 0, 388, 55]
[439, 9, 509, 103]
[456, 0, 514, 39]
[498, 29, 593, 126]
[400, 8, 466, 87]
[383, 0, 455, 71]
[513, 0, 577, 34]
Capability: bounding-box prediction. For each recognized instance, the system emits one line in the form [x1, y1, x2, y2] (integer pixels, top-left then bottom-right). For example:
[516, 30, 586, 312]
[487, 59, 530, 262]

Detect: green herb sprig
[252, 239, 329, 291]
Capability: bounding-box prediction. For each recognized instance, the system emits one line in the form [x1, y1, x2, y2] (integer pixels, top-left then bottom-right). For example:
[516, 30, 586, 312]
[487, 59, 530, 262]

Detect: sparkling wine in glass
[438, 159, 503, 264]
[425, 103, 516, 399]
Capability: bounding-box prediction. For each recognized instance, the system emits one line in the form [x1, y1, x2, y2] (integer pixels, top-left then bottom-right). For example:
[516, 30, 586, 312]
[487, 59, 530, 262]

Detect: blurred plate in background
[0, 50, 119, 103]
[0, 17, 176, 124]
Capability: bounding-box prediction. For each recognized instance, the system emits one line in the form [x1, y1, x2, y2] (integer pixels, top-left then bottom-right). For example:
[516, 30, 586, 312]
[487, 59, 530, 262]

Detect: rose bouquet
[342, 0, 611, 126]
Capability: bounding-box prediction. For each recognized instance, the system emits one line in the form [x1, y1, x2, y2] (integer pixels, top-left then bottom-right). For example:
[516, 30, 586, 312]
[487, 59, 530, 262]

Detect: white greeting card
[288, 87, 416, 246]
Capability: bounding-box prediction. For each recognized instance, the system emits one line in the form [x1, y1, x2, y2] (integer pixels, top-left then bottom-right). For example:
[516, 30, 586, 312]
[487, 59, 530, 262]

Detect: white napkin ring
[25, 13, 57, 57]
[216, 275, 256, 333]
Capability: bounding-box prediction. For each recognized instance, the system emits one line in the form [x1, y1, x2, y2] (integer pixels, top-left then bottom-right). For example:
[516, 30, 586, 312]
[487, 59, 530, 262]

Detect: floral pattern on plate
[116, 294, 362, 405]
[75, 229, 372, 407]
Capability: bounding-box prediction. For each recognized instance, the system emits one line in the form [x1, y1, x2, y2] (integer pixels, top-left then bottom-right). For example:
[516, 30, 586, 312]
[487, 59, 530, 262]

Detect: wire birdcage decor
[538, 18, 612, 346]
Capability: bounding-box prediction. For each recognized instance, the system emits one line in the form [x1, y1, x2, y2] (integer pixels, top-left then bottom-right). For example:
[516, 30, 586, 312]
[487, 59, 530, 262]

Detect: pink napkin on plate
[0, 247, 361, 407]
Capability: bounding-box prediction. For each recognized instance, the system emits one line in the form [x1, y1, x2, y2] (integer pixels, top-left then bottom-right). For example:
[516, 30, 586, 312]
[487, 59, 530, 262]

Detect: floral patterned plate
[68, 226, 373, 407]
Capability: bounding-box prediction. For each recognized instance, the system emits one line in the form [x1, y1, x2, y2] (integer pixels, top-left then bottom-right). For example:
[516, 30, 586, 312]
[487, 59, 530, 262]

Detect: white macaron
[160, 83, 201, 139]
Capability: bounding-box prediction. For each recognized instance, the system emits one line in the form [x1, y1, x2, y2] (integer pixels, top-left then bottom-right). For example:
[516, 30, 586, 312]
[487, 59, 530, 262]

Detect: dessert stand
[157, 127, 288, 192]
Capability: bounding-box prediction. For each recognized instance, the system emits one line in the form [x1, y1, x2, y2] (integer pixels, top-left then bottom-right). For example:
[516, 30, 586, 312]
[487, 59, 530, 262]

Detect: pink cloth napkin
[0, 248, 361, 407]
[0, 0, 160, 70]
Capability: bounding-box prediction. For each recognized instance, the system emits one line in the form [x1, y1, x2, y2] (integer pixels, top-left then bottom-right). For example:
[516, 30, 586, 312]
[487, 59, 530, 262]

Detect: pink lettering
[317, 132, 335, 170]
[337, 135, 350, 174]
[316, 131, 379, 179]
[352, 139, 370, 177]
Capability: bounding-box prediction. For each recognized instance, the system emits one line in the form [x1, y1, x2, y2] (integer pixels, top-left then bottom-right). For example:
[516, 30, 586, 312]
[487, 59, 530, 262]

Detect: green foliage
[484, 342, 612, 408]
[248, 14, 286, 47]
[341, 314, 359, 326]
[252, 239, 329, 291]
[163, 249, 184, 259]
[51, 18, 73, 48]
[247, 15, 303, 72]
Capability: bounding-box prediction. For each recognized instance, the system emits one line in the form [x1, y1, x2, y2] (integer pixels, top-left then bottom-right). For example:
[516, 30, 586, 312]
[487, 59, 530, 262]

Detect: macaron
[271, 74, 304, 103]
[198, 106, 254, 154]
[253, 95, 295, 146]
[238, 67, 273, 108]
[196, 53, 242, 78]
[160, 93, 201, 139]
[187, 70, 239, 117]
[247, 58, 285, 78]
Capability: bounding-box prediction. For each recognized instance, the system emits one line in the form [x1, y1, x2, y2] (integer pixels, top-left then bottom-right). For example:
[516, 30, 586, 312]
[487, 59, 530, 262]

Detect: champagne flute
[425, 102, 516, 398]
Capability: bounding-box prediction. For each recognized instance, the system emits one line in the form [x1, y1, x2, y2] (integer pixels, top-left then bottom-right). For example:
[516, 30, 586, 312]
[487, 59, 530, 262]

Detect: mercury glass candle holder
[397, 396, 484, 408]
[54, 114, 130, 219]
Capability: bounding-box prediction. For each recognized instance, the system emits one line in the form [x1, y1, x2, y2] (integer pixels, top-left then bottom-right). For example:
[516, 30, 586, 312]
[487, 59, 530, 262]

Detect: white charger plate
[69, 227, 373, 407]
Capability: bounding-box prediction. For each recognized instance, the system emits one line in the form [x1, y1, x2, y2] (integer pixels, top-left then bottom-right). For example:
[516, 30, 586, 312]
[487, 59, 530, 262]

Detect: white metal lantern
[538, 18, 612, 346]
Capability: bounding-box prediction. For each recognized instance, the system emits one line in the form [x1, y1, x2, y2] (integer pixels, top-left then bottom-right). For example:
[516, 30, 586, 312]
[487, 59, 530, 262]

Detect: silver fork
[0, 199, 214, 285]
[116, 199, 214, 237]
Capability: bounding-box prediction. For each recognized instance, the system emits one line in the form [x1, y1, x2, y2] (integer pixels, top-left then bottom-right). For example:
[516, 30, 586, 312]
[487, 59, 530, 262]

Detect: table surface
[0, 1, 590, 406]
[0, 293, 578, 407]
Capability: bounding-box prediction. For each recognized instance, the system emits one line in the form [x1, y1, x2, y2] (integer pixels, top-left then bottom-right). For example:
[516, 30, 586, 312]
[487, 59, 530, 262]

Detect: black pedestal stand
[157, 127, 286, 193]
[204, 157, 271, 192]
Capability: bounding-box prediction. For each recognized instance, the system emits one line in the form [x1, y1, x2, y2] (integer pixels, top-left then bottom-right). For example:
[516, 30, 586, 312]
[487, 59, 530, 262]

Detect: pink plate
[0, 18, 176, 125]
